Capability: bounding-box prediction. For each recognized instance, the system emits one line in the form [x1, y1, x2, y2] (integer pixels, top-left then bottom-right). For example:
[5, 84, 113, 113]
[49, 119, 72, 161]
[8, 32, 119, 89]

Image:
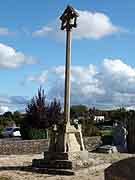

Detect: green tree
[109, 107, 127, 124]
[3, 111, 13, 121]
[12, 111, 22, 126]
[25, 87, 49, 129]
[20, 87, 62, 139]
[48, 98, 62, 126]
[70, 105, 88, 118]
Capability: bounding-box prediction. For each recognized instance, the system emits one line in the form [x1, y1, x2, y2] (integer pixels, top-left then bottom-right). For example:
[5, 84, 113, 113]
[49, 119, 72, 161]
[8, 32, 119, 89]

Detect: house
[94, 116, 105, 123]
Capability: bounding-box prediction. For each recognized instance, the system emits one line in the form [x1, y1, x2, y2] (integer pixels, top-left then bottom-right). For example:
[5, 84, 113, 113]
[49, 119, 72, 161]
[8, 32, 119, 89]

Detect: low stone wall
[0, 136, 101, 155]
[84, 136, 102, 152]
[0, 139, 48, 155]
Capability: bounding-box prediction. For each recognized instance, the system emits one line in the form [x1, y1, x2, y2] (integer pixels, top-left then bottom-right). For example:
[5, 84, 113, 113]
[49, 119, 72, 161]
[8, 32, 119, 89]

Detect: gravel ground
[0, 153, 134, 180]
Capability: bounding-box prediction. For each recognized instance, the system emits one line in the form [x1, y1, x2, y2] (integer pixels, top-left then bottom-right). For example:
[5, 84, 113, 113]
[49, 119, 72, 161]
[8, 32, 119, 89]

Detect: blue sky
[0, 0, 135, 112]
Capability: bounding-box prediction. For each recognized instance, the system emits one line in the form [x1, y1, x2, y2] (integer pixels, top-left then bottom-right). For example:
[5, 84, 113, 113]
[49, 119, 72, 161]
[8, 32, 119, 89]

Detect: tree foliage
[20, 87, 63, 139]
[25, 87, 49, 129]
[48, 98, 63, 126]
[0, 111, 22, 128]
[70, 105, 88, 118]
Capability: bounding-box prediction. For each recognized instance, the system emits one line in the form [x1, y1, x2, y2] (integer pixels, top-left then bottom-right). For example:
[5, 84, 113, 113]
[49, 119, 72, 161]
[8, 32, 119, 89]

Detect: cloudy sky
[0, 0, 135, 112]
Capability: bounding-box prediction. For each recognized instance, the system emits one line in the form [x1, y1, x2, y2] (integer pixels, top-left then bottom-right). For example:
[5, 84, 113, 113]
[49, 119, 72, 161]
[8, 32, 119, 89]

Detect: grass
[100, 130, 112, 136]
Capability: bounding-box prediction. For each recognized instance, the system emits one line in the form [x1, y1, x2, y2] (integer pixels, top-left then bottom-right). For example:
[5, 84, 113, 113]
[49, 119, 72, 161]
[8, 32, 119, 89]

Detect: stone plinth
[43, 151, 88, 161]
[32, 150, 91, 175]
[65, 122, 85, 152]
[32, 152, 74, 175]
[32, 124, 88, 175]
[32, 159, 72, 170]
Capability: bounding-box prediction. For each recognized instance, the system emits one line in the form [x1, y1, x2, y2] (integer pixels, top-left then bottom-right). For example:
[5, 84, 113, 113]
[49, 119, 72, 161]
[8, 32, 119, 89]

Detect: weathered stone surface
[65, 123, 85, 152]
[105, 157, 135, 180]
[32, 167, 75, 175]
[32, 159, 72, 169]
[97, 145, 118, 154]
[44, 151, 88, 161]
[32, 154, 74, 174]
[33, 151, 94, 170]
[83, 136, 102, 151]
[0, 136, 101, 155]
[67, 133, 80, 152]
[0, 139, 48, 155]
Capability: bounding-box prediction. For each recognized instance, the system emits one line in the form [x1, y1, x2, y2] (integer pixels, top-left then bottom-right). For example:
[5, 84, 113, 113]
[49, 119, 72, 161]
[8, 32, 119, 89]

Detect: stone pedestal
[65, 122, 85, 152]
[32, 123, 88, 175]
[32, 151, 89, 175]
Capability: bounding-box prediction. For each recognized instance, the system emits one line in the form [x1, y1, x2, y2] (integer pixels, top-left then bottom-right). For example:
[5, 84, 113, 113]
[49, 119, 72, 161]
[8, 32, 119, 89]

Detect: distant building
[94, 116, 105, 123]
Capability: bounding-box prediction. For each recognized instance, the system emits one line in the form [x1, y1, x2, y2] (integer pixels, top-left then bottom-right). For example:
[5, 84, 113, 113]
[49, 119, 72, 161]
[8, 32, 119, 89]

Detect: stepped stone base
[43, 151, 88, 161]
[32, 123, 89, 175]
[32, 159, 72, 169]
[32, 151, 89, 174]
[32, 152, 74, 175]
[32, 167, 74, 175]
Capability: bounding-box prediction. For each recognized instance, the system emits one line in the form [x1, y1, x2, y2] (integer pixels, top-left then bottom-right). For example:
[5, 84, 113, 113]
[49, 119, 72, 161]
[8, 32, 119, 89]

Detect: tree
[70, 105, 88, 118]
[24, 87, 49, 129]
[20, 87, 62, 139]
[48, 98, 63, 126]
[12, 111, 22, 126]
[109, 108, 127, 124]
[3, 111, 13, 121]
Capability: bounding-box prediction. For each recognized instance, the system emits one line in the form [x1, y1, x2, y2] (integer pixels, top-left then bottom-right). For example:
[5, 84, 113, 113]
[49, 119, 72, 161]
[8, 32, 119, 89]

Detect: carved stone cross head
[60, 5, 79, 31]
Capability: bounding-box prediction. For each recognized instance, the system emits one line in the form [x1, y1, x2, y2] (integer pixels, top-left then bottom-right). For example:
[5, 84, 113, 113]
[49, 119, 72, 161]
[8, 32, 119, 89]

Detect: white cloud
[32, 9, 120, 40]
[74, 10, 119, 39]
[33, 27, 54, 37]
[0, 105, 8, 114]
[0, 43, 36, 68]
[26, 59, 135, 109]
[100, 59, 135, 94]
[0, 27, 12, 36]
[27, 70, 48, 84]
[0, 95, 29, 112]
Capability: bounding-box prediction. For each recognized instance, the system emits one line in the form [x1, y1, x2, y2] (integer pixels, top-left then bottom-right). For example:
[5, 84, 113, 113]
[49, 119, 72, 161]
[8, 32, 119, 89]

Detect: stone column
[64, 29, 72, 126]
[63, 29, 72, 152]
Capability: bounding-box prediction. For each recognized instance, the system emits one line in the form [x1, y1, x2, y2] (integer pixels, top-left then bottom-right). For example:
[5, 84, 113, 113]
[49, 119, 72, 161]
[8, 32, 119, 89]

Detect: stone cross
[60, 5, 79, 152]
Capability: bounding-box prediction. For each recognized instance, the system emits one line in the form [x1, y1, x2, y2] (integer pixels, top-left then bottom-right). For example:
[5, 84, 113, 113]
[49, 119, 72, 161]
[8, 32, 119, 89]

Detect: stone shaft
[64, 29, 72, 125]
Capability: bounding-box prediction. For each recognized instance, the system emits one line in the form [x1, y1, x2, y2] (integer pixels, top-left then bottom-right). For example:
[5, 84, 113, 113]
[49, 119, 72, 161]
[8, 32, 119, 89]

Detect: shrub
[0, 127, 4, 138]
[20, 87, 62, 139]
[82, 123, 99, 136]
[21, 127, 48, 140]
[25, 87, 49, 129]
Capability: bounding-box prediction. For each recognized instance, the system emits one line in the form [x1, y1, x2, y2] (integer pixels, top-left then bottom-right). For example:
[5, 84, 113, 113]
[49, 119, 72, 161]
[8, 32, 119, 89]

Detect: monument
[32, 5, 88, 175]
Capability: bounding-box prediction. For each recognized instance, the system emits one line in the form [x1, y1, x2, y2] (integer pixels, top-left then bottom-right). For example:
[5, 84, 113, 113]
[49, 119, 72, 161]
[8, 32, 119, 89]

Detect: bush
[0, 127, 4, 138]
[82, 124, 99, 136]
[20, 87, 62, 140]
[96, 129, 112, 136]
[21, 127, 48, 140]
